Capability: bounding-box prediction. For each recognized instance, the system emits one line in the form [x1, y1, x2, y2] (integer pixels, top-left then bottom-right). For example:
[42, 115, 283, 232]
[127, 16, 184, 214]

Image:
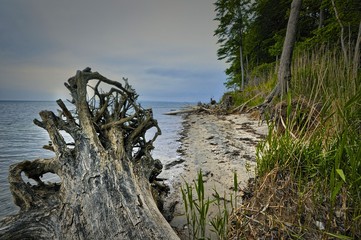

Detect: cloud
[0, 0, 227, 102]
[146, 67, 219, 80]
[140, 67, 226, 101]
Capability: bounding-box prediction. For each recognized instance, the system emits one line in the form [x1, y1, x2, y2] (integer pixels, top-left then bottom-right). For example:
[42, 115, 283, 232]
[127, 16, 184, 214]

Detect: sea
[0, 100, 190, 220]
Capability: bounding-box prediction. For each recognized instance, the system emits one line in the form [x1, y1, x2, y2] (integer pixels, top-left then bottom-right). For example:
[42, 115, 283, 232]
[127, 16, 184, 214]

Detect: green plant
[255, 46, 361, 237]
[209, 191, 229, 240]
[181, 170, 241, 239]
[181, 170, 211, 239]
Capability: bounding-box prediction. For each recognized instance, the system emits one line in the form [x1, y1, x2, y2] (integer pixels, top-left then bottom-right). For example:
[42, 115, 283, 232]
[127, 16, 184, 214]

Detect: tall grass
[181, 170, 212, 240]
[256, 46, 361, 237]
[183, 46, 360, 238]
[181, 170, 240, 240]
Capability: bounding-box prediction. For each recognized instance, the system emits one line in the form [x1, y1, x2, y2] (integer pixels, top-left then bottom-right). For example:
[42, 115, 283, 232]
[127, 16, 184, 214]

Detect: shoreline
[163, 111, 268, 238]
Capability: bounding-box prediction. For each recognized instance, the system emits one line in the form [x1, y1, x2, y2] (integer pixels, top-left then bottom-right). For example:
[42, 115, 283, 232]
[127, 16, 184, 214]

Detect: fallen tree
[0, 68, 179, 239]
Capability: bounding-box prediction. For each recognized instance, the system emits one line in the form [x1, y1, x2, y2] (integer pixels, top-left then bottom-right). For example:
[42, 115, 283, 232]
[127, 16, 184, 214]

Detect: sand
[163, 112, 268, 239]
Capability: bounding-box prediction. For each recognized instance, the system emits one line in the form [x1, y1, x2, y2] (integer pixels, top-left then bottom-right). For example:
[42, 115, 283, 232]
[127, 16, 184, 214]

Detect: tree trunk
[353, 20, 361, 76]
[238, 3, 245, 91]
[261, 0, 302, 105]
[0, 68, 179, 240]
[240, 37, 245, 91]
[318, 1, 324, 29]
[331, 0, 348, 64]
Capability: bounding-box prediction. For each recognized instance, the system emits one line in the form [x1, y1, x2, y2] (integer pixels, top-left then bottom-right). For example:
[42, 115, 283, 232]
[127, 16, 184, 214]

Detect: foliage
[181, 170, 212, 240]
[213, 0, 360, 237]
[215, 0, 361, 88]
[222, 63, 277, 108]
[254, 47, 361, 238]
[249, 62, 277, 83]
[298, 0, 361, 50]
[255, 98, 361, 237]
[219, 44, 360, 237]
[243, 0, 291, 65]
[181, 170, 239, 240]
[214, 0, 253, 89]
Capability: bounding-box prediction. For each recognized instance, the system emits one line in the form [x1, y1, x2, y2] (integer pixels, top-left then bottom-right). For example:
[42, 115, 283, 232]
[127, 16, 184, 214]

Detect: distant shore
[163, 111, 268, 238]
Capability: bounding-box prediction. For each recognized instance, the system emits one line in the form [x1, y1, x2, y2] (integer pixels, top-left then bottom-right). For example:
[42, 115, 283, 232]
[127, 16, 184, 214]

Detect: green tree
[243, 0, 291, 66]
[215, 0, 360, 91]
[298, 0, 361, 50]
[214, 0, 252, 90]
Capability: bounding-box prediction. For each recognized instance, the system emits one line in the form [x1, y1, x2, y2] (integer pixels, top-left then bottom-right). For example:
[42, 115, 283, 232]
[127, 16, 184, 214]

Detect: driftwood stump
[0, 69, 179, 239]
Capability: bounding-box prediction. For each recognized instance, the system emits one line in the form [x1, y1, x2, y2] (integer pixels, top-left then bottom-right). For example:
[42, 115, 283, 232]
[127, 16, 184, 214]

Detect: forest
[212, 0, 361, 238]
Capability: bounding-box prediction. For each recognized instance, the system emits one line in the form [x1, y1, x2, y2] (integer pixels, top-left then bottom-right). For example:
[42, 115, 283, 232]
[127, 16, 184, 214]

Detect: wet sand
[164, 112, 268, 238]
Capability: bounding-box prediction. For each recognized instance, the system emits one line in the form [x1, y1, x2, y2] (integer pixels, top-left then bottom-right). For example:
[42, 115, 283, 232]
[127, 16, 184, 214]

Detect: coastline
[163, 111, 268, 238]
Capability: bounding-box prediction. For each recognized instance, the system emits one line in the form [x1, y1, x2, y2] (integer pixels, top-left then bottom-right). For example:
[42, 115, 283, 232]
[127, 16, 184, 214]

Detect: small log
[163, 106, 200, 115]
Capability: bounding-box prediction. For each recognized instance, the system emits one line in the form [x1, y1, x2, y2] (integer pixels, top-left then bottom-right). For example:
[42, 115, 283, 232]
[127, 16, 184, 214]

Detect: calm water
[0, 100, 189, 219]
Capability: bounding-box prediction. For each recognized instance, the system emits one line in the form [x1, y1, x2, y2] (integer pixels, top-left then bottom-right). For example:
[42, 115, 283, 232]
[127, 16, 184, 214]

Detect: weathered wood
[163, 107, 200, 115]
[164, 105, 218, 115]
[0, 68, 179, 239]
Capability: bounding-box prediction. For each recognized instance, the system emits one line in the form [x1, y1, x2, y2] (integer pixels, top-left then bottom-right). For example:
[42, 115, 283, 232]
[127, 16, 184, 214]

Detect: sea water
[0, 100, 189, 219]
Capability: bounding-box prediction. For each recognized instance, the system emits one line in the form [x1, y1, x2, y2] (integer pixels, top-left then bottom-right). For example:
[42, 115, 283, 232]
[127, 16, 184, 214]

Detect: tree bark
[318, 1, 324, 29]
[353, 20, 361, 76]
[238, 3, 245, 91]
[0, 68, 179, 240]
[239, 36, 245, 91]
[261, 0, 302, 106]
[331, 0, 348, 64]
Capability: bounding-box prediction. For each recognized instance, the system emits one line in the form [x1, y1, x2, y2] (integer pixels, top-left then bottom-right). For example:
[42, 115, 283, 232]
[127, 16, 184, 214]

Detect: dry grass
[226, 46, 360, 239]
[228, 167, 357, 239]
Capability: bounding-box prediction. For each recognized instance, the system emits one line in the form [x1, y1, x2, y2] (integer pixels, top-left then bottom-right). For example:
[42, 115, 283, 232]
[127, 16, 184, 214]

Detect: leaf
[336, 169, 346, 183]
[233, 171, 238, 192]
[324, 231, 353, 240]
[331, 181, 343, 201]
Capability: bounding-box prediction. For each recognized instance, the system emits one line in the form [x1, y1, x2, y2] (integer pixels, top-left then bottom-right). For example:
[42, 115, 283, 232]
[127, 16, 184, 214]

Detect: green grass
[184, 45, 360, 238]
[223, 75, 277, 108]
[181, 170, 239, 240]
[255, 46, 361, 237]
[217, 45, 360, 238]
[181, 170, 211, 240]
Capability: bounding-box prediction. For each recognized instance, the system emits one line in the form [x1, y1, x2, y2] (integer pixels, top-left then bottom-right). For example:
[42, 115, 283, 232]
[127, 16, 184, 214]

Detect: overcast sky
[0, 0, 227, 102]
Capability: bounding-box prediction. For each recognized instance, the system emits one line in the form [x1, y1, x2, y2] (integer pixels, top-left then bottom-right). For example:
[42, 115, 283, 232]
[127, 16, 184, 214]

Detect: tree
[261, 0, 303, 106]
[243, 0, 291, 66]
[297, 0, 361, 50]
[214, 0, 252, 90]
[0, 69, 179, 239]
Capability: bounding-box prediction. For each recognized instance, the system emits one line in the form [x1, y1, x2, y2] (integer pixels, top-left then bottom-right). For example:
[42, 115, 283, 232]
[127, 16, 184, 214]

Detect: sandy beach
[163, 112, 268, 238]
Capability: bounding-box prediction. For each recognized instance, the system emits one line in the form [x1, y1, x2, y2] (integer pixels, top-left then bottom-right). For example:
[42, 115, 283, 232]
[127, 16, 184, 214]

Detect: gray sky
[0, 0, 227, 102]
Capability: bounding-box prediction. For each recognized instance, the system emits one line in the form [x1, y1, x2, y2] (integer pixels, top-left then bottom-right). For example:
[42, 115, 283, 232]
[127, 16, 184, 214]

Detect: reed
[256, 46, 361, 237]
[183, 45, 360, 238]
[181, 170, 240, 240]
[181, 170, 211, 240]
